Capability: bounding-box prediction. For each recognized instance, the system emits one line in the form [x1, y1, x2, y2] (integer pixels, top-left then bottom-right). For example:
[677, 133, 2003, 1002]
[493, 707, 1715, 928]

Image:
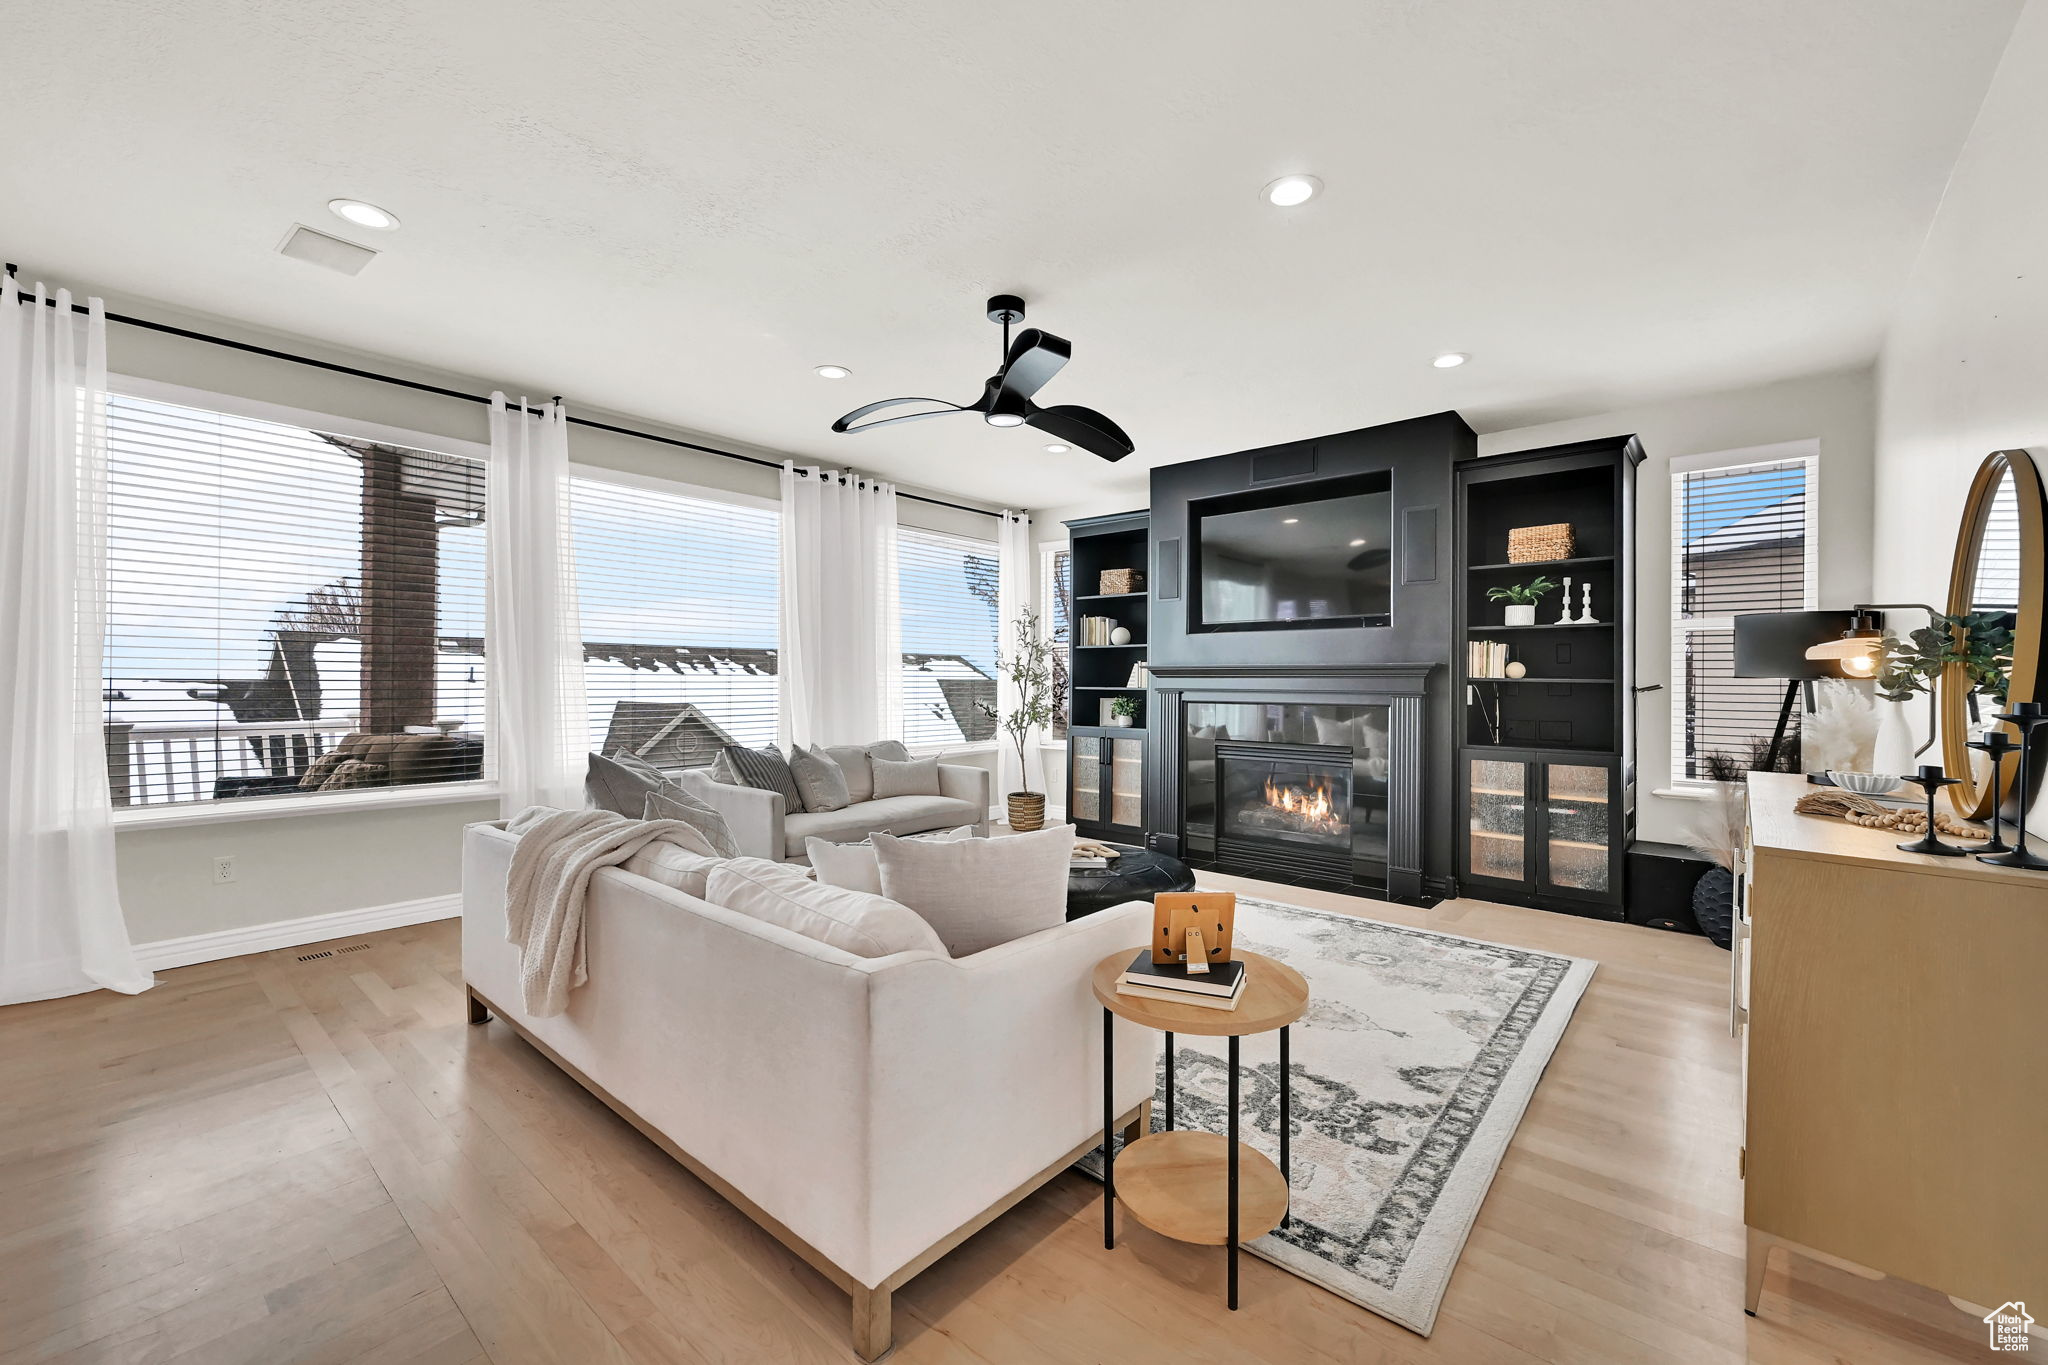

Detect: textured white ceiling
[1, 0, 2021, 510]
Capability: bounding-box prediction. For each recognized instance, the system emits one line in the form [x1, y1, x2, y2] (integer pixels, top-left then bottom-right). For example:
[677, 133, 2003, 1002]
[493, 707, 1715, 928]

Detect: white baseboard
[133, 893, 461, 971]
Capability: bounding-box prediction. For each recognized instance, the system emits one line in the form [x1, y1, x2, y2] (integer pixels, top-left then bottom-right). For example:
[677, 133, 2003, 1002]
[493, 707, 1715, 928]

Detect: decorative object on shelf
[1107, 694, 1138, 728]
[1109, 624, 1132, 645]
[1965, 730, 2018, 854]
[1574, 581, 1597, 624]
[1150, 890, 1237, 966]
[1485, 575, 1559, 627]
[1099, 567, 1143, 595]
[829, 294, 1134, 461]
[986, 605, 1055, 833]
[1503, 661, 1527, 680]
[1467, 639, 1510, 677]
[1803, 679, 1882, 776]
[1793, 786, 1987, 840]
[1555, 576, 1575, 624]
[1893, 766, 1970, 856]
[1126, 661, 1150, 688]
[1507, 522, 1574, 563]
[1825, 770, 1900, 795]
[1979, 703, 2048, 869]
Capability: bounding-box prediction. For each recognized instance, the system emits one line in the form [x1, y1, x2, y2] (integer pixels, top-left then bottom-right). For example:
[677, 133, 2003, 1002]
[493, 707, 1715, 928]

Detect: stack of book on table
[1115, 951, 1246, 1011]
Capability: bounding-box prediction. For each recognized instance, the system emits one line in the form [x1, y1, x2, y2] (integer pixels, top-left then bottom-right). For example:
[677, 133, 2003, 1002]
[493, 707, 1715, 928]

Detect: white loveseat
[461, 821, 1154, 1359]
[677, 763, 990, 862]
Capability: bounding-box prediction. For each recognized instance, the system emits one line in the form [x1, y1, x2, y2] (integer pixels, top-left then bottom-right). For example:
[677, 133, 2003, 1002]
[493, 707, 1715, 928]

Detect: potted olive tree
[1486, 576, 1560, 626]
[984, 606, 1057, 832]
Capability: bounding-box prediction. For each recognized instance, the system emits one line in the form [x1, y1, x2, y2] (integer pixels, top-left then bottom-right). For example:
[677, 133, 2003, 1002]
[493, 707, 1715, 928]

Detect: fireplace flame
[1261, 774, 1346, 835]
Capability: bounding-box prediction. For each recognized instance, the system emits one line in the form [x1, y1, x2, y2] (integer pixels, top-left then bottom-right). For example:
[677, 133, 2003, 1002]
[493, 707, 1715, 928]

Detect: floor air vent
[296, 943, 373, 963]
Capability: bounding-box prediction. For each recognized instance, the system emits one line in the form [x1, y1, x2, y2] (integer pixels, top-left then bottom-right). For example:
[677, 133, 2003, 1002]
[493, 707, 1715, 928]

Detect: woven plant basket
[1507, 523, 1575, 563]
[1006, 791, 1047, 832]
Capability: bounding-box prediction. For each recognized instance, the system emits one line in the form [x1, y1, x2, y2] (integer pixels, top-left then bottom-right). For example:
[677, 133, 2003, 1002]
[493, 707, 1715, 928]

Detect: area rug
[1080, 896, 1595, 1335]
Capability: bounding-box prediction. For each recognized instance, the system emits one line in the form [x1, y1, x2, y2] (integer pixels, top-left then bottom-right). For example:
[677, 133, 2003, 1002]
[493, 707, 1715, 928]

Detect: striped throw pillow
[721, 744, 806, 812]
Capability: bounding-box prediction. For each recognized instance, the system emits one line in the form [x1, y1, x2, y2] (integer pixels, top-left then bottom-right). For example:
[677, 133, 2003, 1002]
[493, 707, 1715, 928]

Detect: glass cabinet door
[1468, 758, 1528, 882]
[1542, 762, 1611, 893]
[1070, 737, 1102, 824]
[1109, 737, 1144, 830]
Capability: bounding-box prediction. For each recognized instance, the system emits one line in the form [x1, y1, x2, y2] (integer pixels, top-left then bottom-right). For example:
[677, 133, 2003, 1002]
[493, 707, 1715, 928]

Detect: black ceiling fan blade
[1024, 404, 1133, 462]
[831, 396, 977, 434]
[994, 329, 1070, 405]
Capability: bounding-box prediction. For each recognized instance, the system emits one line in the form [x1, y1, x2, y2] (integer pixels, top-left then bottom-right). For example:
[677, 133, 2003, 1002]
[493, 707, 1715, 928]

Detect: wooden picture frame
[1151, 891, 1235, 966]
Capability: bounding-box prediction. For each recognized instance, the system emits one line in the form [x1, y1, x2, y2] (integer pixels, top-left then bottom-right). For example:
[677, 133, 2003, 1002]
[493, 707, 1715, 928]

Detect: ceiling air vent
[277, 224, 377, 276]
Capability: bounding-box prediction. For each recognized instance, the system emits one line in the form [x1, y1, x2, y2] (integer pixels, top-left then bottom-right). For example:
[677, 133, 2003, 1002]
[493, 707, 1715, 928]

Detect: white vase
[1109, 625, 1132, 645]
[1504, 604, 1536, 626]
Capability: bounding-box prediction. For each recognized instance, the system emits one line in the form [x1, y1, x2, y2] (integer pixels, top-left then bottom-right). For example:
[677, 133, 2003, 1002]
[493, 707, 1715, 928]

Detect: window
[568, 472, 780, 766]
[897, 526, 1000, 747]
[1041, 541, 1072, 736]
[1670, 444, 1819, 783]
[104, 392, 487, 808]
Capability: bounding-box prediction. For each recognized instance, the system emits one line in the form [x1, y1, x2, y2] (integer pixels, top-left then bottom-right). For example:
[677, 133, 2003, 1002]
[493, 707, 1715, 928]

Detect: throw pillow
[787, 743, 851, 814]
[870, 754, 942, 799]
[873, 824, 1075, 956]
[706, 858, 948, 959]
[721, 744, 806, 812]
[709, 749, 743, 786]
[824, 744, 875, 803]
[643, 788, 742, 859]
[806, 825, 976, 895]
[866, 739, 911, 764]
[320, 759, 388, 791]
[619, 841, 719, 899]
[296, 747, 352, 791]
[587, 750, 666, 816]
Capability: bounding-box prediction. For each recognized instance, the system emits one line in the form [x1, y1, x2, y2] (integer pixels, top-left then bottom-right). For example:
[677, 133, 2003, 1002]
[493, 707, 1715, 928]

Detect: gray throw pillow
[871, 754, 942, 799]
[866, 739, 912, 764]
[721, 744, 805, 812]
[788, 743, 851, 814]
[643, 787, 741, 859]
[872, 825, 1076, 956]
[709, 749, 743, 786]
[587, 750, 664, 815]
[825, 744, 876, 803]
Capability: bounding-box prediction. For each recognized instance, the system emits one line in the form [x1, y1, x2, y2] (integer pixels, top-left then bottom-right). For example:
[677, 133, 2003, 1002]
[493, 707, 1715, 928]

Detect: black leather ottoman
[1066, 843, 1198, 920]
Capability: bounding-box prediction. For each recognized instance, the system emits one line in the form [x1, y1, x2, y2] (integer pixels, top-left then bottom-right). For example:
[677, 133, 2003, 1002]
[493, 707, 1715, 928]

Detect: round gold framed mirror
[1943, 449, 2046, 818]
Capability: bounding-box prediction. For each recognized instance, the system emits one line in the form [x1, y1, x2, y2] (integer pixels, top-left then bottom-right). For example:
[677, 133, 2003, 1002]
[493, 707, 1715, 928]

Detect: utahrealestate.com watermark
[1986, 1302, 2036, 1352]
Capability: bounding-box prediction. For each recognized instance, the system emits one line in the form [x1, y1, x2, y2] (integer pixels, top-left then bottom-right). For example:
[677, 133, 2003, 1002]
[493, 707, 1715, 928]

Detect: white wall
[74, 280, 1003, 946]
[1871, 0, 2048, 798]
[1478, 368, 1877, 843]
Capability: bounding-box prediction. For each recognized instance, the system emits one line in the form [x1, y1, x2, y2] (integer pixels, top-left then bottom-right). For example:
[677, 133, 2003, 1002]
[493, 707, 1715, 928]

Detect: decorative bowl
[1829, 771, 1901, 795]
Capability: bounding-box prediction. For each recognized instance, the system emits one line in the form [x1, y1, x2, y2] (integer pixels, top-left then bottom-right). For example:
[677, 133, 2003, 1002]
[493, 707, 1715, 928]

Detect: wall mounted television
[1190, 472, 1394, 631]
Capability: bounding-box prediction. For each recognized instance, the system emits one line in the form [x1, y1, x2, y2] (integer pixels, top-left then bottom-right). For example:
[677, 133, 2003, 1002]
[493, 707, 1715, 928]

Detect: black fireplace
[1215, 741, 1355, 880]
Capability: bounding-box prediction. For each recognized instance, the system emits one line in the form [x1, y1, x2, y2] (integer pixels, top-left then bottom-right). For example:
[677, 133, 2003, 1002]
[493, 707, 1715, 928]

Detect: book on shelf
[1117, 951, 1246, 999]
[1466, 639, 1510, 679]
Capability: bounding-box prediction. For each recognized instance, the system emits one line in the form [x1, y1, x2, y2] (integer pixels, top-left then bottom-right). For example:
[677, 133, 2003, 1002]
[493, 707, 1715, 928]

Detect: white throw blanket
[503, 807, 712, 1016]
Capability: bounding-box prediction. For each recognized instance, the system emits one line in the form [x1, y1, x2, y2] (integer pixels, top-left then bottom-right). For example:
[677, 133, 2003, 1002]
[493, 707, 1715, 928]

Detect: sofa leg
[467, 989, 491, 1026]
[851, 1283, 892, 1361]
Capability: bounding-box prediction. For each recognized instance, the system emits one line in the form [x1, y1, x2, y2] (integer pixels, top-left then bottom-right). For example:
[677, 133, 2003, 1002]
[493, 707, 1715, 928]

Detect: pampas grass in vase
[1801, 679, 1880, 775]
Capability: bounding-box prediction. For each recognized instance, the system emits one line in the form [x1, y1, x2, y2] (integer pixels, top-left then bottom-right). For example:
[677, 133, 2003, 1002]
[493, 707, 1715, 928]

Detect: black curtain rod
[3, 267, 1009, 521]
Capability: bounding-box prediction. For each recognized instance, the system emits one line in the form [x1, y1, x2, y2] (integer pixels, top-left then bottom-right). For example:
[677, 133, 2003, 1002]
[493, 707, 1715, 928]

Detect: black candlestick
[1895, 765, 1968, 856]
[1966, 729, 2018, 855]
[1980, 705, 2048, 870]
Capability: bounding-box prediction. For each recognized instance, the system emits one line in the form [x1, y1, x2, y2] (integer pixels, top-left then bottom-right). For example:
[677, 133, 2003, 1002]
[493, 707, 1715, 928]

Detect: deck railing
[105, 718, 361, 807]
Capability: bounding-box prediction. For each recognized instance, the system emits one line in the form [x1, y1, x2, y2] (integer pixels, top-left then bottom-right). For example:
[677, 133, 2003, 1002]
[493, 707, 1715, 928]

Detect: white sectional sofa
[678, 762, 989, 862]
[461, 821, 1155, 1359]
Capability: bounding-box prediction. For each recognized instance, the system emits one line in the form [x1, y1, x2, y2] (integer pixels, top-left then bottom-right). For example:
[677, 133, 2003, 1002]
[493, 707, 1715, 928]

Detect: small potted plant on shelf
[981, 606, 1057, 832]
[1108, 694, 1138, 728]
[1486, 575, 1560, 626]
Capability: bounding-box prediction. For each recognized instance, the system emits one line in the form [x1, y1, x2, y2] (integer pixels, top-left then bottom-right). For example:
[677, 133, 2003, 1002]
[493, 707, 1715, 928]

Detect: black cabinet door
[1069, 730, 1145, 840]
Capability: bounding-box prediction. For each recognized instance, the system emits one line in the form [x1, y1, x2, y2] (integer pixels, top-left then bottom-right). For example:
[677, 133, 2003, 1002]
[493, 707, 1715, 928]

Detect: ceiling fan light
[986, 412, 1025, 428]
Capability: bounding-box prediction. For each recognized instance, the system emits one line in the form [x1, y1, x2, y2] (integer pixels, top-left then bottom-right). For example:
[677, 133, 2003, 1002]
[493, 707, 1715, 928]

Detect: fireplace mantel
[1145, 661, 1435, 693]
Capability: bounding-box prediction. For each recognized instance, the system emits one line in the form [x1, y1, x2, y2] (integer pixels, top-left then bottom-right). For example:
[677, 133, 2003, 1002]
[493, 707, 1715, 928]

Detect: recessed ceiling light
[814, 365, 852, 379]
[1432, 352, 1469, 369]
[1349, 538, 1366, 547]
[328, 199, 400, 231]
[1263, 175, 1322, 207]
[1043, 443, 1070, 454]
[987, 413, 1026, 428]
[1283, 517, 1300, 525]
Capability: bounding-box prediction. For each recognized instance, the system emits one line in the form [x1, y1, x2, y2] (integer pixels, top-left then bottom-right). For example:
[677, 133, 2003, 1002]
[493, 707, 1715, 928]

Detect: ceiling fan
[830, 295, 1134, 462]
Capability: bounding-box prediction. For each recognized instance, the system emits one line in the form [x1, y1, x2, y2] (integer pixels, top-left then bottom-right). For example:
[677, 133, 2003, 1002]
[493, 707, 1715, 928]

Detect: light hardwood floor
[0, 876, 1995, 1364]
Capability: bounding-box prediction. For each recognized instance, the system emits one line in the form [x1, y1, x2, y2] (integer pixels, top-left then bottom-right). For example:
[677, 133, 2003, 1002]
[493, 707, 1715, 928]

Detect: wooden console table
[1738, 772, 2047, 1317]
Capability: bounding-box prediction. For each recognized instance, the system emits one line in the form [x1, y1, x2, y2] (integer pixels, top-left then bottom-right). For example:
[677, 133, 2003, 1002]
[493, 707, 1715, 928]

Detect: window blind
[1671, 455, 1816, 780]
[568, 475, 780, 767]
[103, 393, 488, 807]
[1977, 471, 2022, 610]
[898, 526, 1000, 746]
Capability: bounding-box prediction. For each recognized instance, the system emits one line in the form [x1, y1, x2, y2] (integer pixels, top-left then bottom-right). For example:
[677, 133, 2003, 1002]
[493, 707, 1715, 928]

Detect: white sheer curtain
[1, 276, 153, 1004]
[486, 395, 588, 813]
[995, 509, 1042, 796]
[778, 462, 898, 748]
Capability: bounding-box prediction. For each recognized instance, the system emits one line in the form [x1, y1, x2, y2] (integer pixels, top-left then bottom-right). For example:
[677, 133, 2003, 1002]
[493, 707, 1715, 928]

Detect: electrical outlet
[212, 856, 237, 885]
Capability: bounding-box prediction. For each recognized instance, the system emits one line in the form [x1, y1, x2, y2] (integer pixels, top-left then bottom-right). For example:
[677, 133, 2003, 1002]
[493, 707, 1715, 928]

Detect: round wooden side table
[1091, 948, 1309, 1309]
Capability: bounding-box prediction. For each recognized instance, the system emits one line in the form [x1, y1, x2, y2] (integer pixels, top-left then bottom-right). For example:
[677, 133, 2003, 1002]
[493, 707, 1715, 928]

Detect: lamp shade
[1733, 610, 1869, 680]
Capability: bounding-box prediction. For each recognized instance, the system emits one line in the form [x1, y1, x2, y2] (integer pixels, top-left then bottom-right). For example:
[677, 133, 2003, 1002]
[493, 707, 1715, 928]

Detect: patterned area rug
[1081, 896, 1595, 1335]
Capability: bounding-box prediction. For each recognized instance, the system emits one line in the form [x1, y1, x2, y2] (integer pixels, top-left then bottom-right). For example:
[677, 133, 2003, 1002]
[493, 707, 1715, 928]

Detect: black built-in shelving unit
[1455, 437, 1643, 917]
[1062, 511, 1151, 842]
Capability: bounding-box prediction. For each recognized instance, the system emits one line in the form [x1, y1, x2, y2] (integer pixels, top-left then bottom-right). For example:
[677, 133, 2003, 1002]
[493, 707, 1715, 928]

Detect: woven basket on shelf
[1098, 568, 1143, 595]
[1507, 523, 1574, 563]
